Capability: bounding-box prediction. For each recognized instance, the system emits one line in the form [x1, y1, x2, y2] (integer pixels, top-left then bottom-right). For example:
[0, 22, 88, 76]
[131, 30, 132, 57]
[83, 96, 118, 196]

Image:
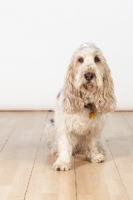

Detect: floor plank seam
[120, 112, 133, 132]
[23, 112, 49, 200]
[0, 139, 9, 153]
[106, 139, 130, 200]
[0, 127, 16, 153]
[23, 144, 40, 200]
[74, 157, 78, 200]
[0, 115, 22, 153]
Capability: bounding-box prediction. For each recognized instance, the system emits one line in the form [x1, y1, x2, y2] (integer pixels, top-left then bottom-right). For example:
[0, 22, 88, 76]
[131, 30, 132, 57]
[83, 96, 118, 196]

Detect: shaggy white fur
[45, 43, 116, 171]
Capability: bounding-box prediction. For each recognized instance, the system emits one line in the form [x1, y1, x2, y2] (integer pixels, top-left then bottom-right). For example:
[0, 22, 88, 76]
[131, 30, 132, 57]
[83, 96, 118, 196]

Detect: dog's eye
[94, 56, 100, 63]
[78, 57, 84, 63]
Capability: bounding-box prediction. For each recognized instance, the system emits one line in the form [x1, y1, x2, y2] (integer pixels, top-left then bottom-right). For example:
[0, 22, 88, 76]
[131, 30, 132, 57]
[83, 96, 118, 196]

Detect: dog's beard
[80, 80, 97, 103]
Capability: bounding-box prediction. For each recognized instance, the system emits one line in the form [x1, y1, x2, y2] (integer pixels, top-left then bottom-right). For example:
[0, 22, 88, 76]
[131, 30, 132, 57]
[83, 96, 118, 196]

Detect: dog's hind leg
[44, 119, 58, 155]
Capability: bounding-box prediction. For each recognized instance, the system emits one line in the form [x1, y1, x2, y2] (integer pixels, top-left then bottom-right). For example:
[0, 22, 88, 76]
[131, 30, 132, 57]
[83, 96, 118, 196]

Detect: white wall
[0, 0, 133, 110]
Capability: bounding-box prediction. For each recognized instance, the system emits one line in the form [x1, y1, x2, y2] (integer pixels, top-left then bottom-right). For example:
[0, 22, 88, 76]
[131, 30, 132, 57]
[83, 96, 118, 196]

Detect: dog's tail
[44, 119, 58, 155]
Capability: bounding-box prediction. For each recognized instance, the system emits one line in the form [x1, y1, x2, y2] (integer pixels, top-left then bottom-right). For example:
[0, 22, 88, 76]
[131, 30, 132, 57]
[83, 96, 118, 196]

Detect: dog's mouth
[83, 82, 94, 90]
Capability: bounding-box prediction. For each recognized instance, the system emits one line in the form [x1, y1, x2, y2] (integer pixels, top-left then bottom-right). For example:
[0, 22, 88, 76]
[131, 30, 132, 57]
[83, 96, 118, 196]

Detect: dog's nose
[84, 72, 94, 81]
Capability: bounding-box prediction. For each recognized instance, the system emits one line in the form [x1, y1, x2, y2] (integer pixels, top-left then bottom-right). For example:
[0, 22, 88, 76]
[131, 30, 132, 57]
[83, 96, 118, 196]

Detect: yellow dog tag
[89, 112, 95, 119]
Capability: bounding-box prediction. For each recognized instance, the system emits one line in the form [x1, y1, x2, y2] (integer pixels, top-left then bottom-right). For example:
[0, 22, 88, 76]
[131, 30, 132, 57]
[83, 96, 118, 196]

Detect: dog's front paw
[53, 161, 70, 171]
[90, 153, 105, 163]
[91, 153, 104, 163]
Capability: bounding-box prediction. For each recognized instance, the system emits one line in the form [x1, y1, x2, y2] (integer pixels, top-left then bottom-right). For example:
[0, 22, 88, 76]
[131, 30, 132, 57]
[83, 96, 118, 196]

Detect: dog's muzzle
[84, 72, 94, 82]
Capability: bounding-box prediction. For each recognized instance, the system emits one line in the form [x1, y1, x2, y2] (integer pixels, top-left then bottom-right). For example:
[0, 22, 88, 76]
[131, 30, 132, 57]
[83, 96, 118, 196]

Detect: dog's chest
[66, 108, 105, 135]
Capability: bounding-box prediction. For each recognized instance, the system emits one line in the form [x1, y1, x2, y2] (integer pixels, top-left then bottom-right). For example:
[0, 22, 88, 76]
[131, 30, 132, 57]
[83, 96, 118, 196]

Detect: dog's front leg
[53, 133, 72, 171]
[85, 135, 105, 163]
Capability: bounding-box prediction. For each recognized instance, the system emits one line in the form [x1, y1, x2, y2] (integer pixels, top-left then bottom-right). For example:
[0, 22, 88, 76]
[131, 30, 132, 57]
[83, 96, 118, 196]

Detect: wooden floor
[0, 112, 133, 200]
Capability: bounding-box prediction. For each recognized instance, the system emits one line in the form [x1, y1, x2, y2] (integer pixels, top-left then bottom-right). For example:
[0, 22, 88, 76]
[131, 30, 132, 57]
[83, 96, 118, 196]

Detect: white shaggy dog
[45, 43, 116, 171]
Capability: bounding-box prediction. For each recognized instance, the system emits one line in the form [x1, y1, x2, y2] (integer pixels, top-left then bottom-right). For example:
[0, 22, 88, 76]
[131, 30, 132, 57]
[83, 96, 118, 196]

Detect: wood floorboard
[0, 112, 23, 152]
[0, 111, 132, 200]
[75, 140, 128, 200]
[0, 111, 48, 200]
[102, 112, 133, 200]
[121, 112, 133, 131]
[25, 112, 76, 200]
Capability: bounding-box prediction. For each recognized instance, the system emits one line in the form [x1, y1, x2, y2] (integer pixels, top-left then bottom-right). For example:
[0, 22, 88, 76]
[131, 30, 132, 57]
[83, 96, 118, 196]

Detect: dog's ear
[94, 65, 116, 113]
[62, 62, 84, 114]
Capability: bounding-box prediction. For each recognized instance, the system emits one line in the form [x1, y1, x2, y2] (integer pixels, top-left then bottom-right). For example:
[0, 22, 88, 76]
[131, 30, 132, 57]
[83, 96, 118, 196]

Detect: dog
[45, 43, 116, 171]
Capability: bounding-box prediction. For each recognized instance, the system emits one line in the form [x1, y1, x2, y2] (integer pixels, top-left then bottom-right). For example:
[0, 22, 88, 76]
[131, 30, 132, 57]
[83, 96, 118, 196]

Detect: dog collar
[84, 103, 93, 109]
[84, 103, 95, 119]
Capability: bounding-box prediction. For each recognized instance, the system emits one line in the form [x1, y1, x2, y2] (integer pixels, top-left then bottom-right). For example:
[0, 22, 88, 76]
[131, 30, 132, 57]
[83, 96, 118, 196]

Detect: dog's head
[62, 43, 116, 114]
